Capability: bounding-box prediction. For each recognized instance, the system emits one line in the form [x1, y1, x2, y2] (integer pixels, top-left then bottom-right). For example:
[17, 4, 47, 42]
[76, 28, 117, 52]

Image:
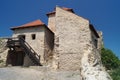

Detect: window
[18, 35, 25, 40]
[31, 34, 36, 40]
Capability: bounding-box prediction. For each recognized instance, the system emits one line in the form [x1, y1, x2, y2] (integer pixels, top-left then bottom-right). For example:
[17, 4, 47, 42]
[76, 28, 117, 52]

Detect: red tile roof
[11, 20, 46, 30]
[46, 7, 74, 16]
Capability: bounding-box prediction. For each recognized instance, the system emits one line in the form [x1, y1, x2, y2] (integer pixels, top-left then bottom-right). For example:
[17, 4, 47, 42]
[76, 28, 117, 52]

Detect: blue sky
[0, 0, 120, 58]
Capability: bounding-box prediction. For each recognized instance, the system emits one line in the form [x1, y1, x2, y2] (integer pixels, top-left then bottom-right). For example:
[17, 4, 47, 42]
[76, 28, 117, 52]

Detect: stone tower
[50, 7, 99, 71]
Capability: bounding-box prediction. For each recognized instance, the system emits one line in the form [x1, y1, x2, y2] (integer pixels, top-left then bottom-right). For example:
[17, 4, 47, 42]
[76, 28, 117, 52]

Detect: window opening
[31, 34, 36, 40]
[18, 35, 25, 40]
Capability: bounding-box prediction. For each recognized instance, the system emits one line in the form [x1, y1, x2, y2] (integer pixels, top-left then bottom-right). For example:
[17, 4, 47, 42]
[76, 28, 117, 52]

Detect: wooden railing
[6, 37, 41, 66]
[19, 37, 41, 65]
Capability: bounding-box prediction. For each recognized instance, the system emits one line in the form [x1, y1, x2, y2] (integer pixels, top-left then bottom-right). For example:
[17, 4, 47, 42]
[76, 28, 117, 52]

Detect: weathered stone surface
[97, 31, 103, 52]
[23, 54, 34, 67]
[81, 44, 112, 80]
[0, 49, 8, 67]
[44, 27, 54, 65]
[52, 7, 112, 79]
[0, 39, 8, 67]
[48, 14, 56, 32]
[0, 39, 7, 53]
[0, 67, 82, 80]
[52, 7, 91, 71]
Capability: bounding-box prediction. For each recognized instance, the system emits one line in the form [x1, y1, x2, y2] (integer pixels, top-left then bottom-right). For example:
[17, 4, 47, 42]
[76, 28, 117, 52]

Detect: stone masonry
[53, 7, 91, 71]
[50, 7, 112, 80]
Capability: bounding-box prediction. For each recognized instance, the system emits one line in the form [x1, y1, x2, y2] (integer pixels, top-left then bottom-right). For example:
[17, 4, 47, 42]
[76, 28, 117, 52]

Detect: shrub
[109, 68, 120, 80]
[101, 48, 120, 70]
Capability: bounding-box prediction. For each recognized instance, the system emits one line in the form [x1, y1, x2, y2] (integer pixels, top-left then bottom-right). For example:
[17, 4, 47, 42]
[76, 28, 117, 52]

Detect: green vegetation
[101, 47, 120, 80]
[109, 68, 120, 80]
[101, 48, 120, 70]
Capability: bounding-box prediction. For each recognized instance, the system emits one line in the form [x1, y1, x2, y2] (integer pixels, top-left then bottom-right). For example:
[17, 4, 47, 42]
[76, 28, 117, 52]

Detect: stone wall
[44, 27, 54, 65]
[91, 30, 98, 48]
[97, 31, 103, 51]
[52, 7, 92, 71]
[23, 54, 34, 67]
[0, 39, 8, 67]
[48, 14, 56, 32]
[80, 40, 112, 80]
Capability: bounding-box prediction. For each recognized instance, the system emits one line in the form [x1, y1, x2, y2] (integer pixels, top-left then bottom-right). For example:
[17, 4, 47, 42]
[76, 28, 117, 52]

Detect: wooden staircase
[6, 37, 41, 66]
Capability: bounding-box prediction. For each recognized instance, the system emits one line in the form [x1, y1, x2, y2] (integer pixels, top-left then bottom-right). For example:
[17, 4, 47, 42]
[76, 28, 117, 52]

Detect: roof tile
[11, 20, 45, 30]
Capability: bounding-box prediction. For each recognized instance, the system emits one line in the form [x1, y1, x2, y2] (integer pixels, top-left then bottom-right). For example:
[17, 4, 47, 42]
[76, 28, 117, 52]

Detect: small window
[31, 34, 36, 40]
[18, 35, 25, 40]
